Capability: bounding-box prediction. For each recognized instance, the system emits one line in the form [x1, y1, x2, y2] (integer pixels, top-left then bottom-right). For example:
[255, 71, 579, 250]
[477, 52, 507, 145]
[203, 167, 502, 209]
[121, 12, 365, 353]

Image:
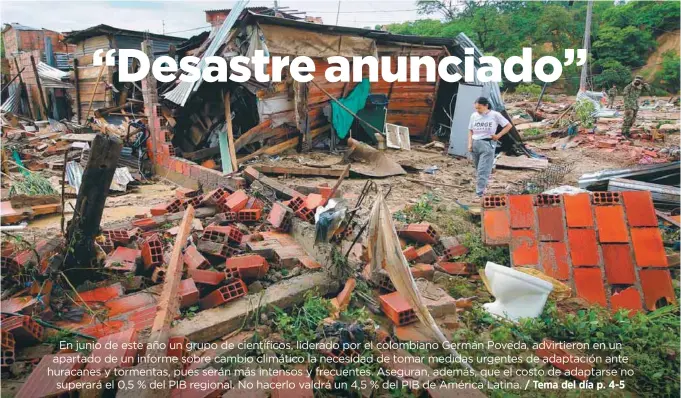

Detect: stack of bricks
[284, 194, 323, 224]
[481, 192, 675, 313]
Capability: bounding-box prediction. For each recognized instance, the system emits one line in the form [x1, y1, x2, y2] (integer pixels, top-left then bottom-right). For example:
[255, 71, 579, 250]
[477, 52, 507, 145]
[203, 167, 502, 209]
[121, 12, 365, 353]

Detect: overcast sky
[1, 0, 430, 38]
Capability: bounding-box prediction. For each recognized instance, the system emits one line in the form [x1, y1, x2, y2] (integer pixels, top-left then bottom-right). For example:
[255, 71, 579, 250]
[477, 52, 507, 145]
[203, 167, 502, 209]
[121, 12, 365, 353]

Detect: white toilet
[483, 261, 554, 322]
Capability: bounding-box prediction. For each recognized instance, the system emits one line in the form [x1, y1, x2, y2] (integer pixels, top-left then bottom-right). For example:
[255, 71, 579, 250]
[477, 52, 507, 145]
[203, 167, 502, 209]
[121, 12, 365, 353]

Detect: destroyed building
[62, 24, 185, 122]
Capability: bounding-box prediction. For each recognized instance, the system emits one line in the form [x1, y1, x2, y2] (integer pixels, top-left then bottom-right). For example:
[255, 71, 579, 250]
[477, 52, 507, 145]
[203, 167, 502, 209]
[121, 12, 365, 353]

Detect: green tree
[593, 59, 632, 89]
[656, 51, 680, 94]
[592, 26, 655, 68]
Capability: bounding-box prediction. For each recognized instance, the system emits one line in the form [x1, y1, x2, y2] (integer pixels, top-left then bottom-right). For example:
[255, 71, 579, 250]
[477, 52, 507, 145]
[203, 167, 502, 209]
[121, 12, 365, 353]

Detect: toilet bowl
[483, 261, 554, 322]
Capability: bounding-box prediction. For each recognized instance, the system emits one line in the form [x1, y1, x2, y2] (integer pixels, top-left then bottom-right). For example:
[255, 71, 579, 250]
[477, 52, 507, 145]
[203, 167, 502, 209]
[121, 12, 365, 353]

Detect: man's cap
[635, 75, 644, 80]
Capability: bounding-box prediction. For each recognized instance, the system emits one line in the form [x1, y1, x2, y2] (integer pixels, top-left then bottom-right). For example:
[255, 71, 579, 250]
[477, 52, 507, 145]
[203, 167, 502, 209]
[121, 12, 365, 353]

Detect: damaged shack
[150, 10, 523, 181]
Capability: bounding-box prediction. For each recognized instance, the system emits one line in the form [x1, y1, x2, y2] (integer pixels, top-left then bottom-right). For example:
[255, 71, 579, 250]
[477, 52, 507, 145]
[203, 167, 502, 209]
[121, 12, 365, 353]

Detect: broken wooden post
[224, 91, 238, 172]
[84, 64, 106, 121]
[73, 58, 82, 124]
[147, 205, 194, 355]
[29, 55, 49, 119]
[64, 134, 123, 270]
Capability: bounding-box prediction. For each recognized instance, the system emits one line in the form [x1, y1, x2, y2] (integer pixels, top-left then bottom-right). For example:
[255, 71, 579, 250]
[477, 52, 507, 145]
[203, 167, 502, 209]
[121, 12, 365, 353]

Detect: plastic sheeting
[332, 78, 370, 139]
[365, 190, 485, 383]
[66, 161, 134, 194]
[577, 90, 619, 118]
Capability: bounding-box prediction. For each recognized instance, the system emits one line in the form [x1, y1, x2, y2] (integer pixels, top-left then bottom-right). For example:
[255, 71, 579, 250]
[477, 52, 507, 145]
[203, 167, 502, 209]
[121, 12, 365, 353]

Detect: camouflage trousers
[607, 98, 615, 108]
[622, 108, 638, 137]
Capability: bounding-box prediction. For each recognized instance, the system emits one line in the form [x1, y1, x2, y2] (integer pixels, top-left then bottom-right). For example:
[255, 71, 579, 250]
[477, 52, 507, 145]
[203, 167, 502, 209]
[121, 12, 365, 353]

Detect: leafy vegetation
[514, 83, 543, 98]
[657, 50, 681, 93]
[574, 98, 596, 128]
[388, 1, 680, 93]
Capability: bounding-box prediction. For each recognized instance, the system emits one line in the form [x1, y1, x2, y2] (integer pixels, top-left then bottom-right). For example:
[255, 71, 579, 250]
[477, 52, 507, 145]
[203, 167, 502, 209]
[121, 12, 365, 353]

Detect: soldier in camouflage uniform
[621, 76, 650, 137]
[607, 84, 617, 108]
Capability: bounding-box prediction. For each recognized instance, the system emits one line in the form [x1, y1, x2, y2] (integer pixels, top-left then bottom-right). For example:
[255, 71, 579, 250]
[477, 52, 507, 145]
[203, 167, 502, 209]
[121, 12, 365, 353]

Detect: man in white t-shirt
[467, 97, 512, 197]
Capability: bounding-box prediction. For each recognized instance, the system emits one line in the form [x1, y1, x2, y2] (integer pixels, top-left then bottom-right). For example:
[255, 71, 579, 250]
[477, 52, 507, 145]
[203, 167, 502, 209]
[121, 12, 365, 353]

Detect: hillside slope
[636, 30, 680, 81]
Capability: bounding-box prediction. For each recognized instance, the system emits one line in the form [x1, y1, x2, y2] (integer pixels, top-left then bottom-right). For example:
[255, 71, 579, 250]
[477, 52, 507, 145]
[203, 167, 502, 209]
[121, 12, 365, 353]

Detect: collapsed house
[62, 25, 185, 122]
[141, 10, 525, 187]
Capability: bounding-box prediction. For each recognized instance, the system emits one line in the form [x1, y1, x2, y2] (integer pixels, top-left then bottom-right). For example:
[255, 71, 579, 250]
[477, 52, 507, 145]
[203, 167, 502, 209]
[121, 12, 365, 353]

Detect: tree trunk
[64, 134, 123, 270]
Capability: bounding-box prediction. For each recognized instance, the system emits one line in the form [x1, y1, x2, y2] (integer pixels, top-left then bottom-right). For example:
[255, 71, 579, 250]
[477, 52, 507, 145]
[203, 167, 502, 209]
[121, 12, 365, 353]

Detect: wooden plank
[243, 166, 303, 200]
[147, 205, 195, 355]
[238, 124, 330, 164]
[59, 133, 97, 142]
[254, 165, 349, 178]
[234, 119, 273, 151]
[224, 91, 238, 172]
[184, 146, 221, 161]
[78, 66, 109, 80]
[73, 58, 82, 123]
[495, 154, 549, 171]
[84, 65, 106, 120]
[29, 55, 49, 118]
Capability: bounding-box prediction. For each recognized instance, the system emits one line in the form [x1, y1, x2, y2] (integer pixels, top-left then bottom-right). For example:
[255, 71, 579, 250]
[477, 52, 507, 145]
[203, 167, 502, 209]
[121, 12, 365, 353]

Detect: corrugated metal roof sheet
[164, 0, 250, 106]
[37, 61, 74, 89]
[1, 83, 19, 113]
[3, 23, 39, 32]
[64, 24, 185, 44]
[66, 161, 134, 194]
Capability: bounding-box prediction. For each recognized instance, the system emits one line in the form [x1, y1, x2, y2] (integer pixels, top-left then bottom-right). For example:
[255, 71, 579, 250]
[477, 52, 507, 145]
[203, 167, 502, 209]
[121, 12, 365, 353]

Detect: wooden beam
[233, 119, 272, 151]
[218, 91, 234, 174]
[237, 124, 330, 164]
[224, 91, 238, 171]
[29, 55, 49, 119]
[84, 64, 106, 121]
[73, 58, 82, 123]
[184, 146, 221, 161]
[255, 165, 349, 178]
[324, 164, 351, 206]
[243, 166, 303, 200]
[146, 205, 195, 356]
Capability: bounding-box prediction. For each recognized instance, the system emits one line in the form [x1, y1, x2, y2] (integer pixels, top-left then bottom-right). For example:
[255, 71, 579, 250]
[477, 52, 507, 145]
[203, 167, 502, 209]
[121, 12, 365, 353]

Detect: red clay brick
[539, 242, 569, 281]
[226, 255, 269, 280]
[397, 223, 439, 244]
[403, 246, 418, 261]
[105, 292, 157, 317]
[511, 229, 539, 266]
[638, 269, 676, 311]
[132, 217, 158, 229]
[482, 195, 507, 208]
[563, 193, 594, 228]
[440, 236, 469, 259]
[150, 203, 169, 216]
[305, 193, 325, 210]
[630, 228, 668, 267]
[295, 206, 315, 223]
[592, 192, 620, 205]
[237, 208, 262, 223]
[188, 269, 226, 286]
[535, 339, 593, 382]
[299, 256, 322, 270]
[199, 279, 248, 309]
[621, 191, 657, 227]
[594, 206, 628, 243]
[179, 278, 200, 308]
[537, 206, 565, 242]
[267, 202, 293, 231]
[220, 190, 249, 212]
[483, 208, 510, 245]
[375, 269, 396, 292]
[379, 292, 417, 326]
[15, 353, 85, 398]
[573, 268, 607, 307]
[415, 244, 437, 264]
[610, 287, 643, 314]
[274, 246, 305, 268]
[184, 245, 210, 270]
[82, 328, 138, 380]
[410, 263, 435, 280]
[105, 247, 140, 272]
[2, 315, 43, 345]
[508, 195, 534, 229]
[567, 229, 599, 266]
[438, 262, 473, 275]
[601, 244, 636, 285]
[534, 194, 561, 206]
[141, 234, 164, 269]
